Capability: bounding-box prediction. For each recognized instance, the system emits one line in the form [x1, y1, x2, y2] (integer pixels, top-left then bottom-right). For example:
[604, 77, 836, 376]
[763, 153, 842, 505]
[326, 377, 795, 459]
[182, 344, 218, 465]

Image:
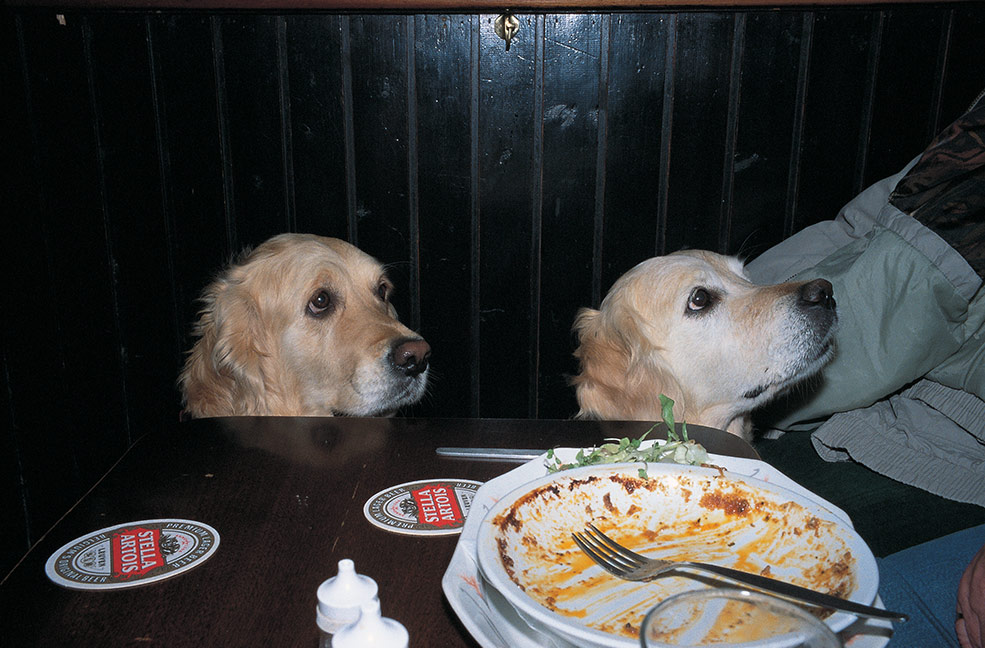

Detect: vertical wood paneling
[655, 14, 676, 257]
[340, 17, 359, 242]
[717, 13, 744, 253]
[347, 15, 413, 318]
[939, 7, 985, 125]
[794, 10, 874, 231]
[87, 13, 179, 434]
[928, 11, 952, 140]
[415, 14, 475, 417]
[212, 16, 236, 250]
[528, 15, 545, 417]
[853, 11, 883, 195]
[149, 14, 226, 342]
[477, 13, 536, 417]
[217, 15, 293, 247]
[277, 17, 298, 233]
[600, 14, 671, 294]
[865, 8, 945, 187]
[731, 11, 804, 257]
[469, 16, 481, 416]
[591, 16, 609, 308]
[286, 15, 350, 237]
[538, 14, 603, 419]
[405, 19, 422, 330]
[784, 12, 813, 240]
[665, 12, 734, 253]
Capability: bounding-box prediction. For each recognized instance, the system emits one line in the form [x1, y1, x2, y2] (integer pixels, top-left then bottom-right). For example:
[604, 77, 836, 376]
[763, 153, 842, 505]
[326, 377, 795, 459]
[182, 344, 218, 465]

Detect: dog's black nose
[799, 278, 835, 310]
[391, 338, 431, 377]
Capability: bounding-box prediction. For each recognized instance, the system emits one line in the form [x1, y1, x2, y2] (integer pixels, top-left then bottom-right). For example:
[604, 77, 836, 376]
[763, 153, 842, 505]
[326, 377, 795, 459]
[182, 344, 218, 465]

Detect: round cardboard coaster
[363, 479, 483, 536]
[45, 519, 220, 590]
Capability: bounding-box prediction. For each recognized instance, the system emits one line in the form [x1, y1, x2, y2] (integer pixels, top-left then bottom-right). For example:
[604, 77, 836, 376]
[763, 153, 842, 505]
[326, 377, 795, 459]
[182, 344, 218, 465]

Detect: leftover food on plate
[477, 464, 877, 647]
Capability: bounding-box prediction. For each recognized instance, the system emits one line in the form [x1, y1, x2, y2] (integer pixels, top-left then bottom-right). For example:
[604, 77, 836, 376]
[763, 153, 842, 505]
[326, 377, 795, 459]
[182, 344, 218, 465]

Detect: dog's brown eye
[377, 282, 389, 302]
[307, 290, 333, 317]
[687, 288, 711, 312]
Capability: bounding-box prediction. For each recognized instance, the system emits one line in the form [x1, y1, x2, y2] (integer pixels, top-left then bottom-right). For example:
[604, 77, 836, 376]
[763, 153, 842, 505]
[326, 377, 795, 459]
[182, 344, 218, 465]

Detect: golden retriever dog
[179, 233, 430, 418]
[571, 250, 836, 440]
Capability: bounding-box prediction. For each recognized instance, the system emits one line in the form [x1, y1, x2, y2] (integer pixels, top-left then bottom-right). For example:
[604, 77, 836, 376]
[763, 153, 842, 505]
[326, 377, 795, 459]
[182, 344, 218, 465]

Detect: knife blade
[435, 447, 545, 462]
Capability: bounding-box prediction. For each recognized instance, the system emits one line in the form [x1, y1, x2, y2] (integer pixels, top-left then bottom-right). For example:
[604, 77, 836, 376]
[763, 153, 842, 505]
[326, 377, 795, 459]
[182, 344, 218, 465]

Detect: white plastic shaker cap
[315, 559, 379, 634]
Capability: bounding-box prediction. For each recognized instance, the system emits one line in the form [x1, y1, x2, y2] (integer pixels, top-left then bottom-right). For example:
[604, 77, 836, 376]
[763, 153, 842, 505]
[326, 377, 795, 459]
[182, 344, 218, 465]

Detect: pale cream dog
[571, 250, 837, 440]
[179, 233, 430, 418]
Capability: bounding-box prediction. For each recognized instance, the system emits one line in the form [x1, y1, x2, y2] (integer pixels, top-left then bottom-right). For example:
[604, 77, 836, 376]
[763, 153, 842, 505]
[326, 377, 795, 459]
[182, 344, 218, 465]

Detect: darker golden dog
[179, 233, 430, 418]
[572, 250, 836, 440]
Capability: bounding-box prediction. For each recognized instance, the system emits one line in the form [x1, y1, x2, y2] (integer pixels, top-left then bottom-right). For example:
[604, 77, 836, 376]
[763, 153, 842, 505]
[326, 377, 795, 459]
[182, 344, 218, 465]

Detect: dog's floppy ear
[179, 276, 273, 417]
[571, 301, 687, 421]
[572, 305, 640, 418]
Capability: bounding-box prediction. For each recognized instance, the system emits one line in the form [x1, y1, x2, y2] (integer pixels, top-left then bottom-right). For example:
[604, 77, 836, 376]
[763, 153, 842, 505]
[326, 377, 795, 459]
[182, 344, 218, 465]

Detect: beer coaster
[363, 479, 482, 536]
[45, 519, 220, 590]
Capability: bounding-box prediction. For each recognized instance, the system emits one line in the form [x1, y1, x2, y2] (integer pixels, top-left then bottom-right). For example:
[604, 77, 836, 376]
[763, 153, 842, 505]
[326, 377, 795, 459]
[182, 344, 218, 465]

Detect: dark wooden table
[0, 417, 758, 647]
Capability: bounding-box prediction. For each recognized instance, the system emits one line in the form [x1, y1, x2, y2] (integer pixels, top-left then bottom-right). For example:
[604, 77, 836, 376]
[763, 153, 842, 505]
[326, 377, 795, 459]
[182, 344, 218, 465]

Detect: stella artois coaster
[45, 519, 220, 590]
[363, 479, 482, 536]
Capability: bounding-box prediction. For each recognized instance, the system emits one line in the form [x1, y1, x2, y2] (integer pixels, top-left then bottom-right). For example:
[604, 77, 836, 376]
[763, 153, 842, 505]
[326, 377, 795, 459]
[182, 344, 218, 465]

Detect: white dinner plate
[442, 449, 893, 648]
[476, 462, 877, 648]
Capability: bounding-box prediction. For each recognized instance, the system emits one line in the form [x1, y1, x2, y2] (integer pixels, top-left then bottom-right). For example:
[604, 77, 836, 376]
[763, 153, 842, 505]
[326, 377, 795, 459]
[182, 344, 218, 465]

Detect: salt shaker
[315, 559, 379, 636]
[332, 598, 409, 648]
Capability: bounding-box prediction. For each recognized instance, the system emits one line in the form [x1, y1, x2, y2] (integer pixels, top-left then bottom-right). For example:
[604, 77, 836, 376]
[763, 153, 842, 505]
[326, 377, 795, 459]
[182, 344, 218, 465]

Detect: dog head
[572, 250, 836, 439]
[179, 233, 430, 418]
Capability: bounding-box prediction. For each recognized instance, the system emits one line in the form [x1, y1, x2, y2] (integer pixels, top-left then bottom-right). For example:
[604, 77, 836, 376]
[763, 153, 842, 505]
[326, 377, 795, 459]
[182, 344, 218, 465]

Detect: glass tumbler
[639, 589, 843, 648]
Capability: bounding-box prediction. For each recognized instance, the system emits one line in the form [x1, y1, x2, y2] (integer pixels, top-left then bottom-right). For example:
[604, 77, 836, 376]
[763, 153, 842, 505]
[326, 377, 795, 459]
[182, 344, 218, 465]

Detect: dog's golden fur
[572, 250, 836, 440]
[179, 233, 430, 418]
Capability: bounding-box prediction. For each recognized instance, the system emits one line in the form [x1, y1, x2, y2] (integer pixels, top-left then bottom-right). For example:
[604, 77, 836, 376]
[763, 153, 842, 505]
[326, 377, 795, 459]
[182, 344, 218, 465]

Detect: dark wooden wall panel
[349, 15, 416, 319]
[219, 15, 295, 245]
[940, 7, 985, 131]
[88, 13, 179, 434]
[477, 13, 537, 417]
[4, 5, 984, 576]
[865, 8, 945, 185]
[287, 15, 350, 241]
[415, 14, 474, 417]
[794, 10, 874, 231]
[665, 12, 735, 253]
[149, 14, 228, 340]
[599, 14, 670, 292]
[538, 14, 604, 418]
[23, 13, 130, 457]
[731, 11, 804, 257]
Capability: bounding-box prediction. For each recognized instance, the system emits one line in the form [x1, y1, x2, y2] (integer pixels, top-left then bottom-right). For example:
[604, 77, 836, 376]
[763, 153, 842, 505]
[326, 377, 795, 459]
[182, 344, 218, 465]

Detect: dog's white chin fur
[746, 336, 836, 405]
[332, 369, 430, 417]
[721, 339, 835, 439]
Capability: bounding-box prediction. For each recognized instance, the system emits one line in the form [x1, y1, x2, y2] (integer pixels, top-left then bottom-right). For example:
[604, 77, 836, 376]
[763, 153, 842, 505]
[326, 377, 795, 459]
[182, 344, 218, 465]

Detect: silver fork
[572, 523, 907, 622]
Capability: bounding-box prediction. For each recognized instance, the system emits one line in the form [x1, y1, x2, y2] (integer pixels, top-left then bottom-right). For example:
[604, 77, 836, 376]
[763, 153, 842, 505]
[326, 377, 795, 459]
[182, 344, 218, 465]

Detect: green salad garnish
[546, 395, 709, 477]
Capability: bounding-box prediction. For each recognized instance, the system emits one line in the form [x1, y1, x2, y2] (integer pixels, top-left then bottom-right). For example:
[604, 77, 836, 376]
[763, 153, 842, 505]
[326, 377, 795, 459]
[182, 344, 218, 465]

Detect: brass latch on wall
[494, 13, 520, 51]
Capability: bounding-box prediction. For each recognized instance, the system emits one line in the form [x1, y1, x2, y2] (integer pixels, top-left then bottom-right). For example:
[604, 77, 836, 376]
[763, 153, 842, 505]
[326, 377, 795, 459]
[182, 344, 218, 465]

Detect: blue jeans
[878, 523, 985, 647]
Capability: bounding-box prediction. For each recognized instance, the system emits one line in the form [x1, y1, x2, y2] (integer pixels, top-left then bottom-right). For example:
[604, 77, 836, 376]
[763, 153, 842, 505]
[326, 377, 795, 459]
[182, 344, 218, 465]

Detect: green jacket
[746, 161, 985, 506]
